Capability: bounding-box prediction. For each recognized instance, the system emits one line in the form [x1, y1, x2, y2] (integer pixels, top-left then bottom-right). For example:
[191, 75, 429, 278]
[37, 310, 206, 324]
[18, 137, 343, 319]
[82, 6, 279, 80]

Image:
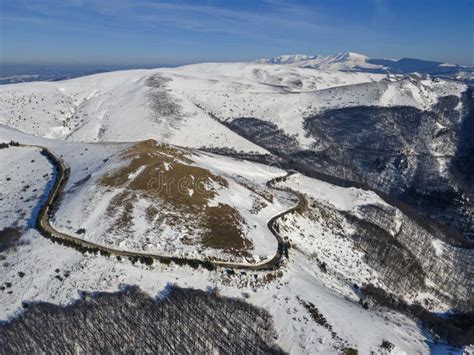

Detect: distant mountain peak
[333, 52, 368, 60]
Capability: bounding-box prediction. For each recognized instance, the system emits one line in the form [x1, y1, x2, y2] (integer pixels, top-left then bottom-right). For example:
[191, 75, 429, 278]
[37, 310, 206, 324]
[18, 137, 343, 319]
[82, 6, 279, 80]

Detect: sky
[1, 0, 473, 66]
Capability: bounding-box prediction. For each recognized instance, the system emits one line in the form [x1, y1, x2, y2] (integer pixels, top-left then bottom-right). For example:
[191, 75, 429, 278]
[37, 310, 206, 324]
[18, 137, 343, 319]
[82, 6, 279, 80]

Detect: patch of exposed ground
[145, 74, 183, 139]
[100, 140, 251, 255]
[0, 285, 285, 354]
[297, 296, 356, 354]
[0, 227, 22, 252]
[146, 75, 181, 116]
[250, 197, 268, 215]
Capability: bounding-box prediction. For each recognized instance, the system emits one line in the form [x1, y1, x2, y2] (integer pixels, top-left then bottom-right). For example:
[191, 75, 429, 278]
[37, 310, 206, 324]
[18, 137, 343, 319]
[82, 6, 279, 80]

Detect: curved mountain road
[20, 143, 307, 271]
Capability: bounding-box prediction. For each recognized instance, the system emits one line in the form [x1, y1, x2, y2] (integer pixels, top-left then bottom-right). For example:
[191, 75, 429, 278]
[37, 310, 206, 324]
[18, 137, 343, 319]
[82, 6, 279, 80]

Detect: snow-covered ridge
[258, 52, 472, 75]
[0, 59, 466, 151]
[256, 54, 317, 65]
[0, 62, 385, 146]
[258, 52, 383, 71]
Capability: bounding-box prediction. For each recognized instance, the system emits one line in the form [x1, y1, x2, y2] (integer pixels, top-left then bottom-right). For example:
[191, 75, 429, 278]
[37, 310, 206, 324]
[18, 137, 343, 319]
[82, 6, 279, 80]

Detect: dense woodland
[0, 285, 284, 354]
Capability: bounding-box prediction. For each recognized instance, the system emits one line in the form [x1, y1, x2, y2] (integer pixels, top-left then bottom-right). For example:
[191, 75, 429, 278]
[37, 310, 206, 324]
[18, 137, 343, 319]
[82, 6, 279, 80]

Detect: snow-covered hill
[51, 139, 291, 263]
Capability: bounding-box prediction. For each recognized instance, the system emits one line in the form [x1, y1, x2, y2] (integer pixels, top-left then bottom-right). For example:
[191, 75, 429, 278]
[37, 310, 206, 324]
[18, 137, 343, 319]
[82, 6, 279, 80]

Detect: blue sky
[1, 0, 473, 66]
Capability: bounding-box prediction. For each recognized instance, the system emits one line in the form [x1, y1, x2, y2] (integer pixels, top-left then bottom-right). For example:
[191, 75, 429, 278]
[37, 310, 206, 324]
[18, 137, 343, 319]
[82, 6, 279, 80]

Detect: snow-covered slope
[0, 145, 53, 232]
[0, 62, 386, 148]
[276, 173, 472, 312]
[181, 74, 466, 149]
[0, 69, 265, 152]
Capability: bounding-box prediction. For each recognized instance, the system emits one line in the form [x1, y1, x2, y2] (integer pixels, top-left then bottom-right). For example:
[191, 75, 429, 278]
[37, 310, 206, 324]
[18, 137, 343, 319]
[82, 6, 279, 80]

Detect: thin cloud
[4, 0, 333, 38]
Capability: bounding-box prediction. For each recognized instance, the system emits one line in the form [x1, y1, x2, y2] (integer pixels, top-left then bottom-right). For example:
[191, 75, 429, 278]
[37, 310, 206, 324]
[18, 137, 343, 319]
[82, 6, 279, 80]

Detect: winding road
[20, 143, 307, 271]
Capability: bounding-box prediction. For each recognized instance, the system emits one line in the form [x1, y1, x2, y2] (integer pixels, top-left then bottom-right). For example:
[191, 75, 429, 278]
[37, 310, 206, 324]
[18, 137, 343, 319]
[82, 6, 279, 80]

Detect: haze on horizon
[1, 0, 473, 67]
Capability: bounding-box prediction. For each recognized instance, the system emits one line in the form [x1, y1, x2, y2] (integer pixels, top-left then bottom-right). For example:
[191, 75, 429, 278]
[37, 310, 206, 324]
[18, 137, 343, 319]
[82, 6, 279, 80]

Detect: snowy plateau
[0, 53, 473, 354]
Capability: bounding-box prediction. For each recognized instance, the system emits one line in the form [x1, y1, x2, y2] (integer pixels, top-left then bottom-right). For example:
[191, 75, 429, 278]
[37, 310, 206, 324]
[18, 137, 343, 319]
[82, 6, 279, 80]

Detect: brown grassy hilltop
[99, 140, 251, 256]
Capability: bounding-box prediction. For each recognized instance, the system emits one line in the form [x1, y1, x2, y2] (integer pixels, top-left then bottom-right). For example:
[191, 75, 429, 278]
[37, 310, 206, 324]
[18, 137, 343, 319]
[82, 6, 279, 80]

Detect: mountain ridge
[257, 51, 473, 77]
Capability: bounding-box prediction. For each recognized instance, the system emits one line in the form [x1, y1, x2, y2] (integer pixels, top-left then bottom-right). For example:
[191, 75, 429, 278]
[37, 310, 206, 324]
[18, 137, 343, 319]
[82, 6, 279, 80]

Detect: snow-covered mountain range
[258, 51, 473, 76]
[258, 52, 383, 71]
[0, 55, 473, 353]
[2, 52, 472, 86]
